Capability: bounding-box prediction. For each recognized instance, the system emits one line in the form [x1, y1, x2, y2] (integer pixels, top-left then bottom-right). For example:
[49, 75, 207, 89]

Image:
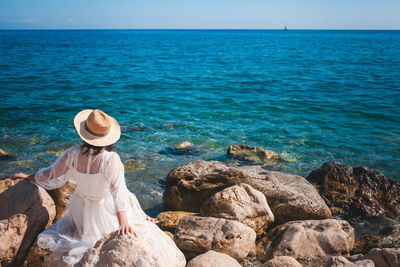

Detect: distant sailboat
[284, 25, 288, 30]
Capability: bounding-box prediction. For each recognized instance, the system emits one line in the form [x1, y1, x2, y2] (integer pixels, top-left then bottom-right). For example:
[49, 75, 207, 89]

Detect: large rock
[353, 223, 400, 254]
[0, 179, 55, 266]
[361, 248, 400, 267]
[47, 182, 75, 222]
[325, 256, 374, 267]
[156, 211, 199, 233]
[256, 219, 354, 262]
[174, 215, 256, 261]
[261, 256, 302, 267]
[227, 144, 282, 164]
[187, 250, 241, 267]
[164, 160, 331, 224]
[200, 183, 274, 236]
[80, 231, 186, 267]
[307, 161, 400, 221]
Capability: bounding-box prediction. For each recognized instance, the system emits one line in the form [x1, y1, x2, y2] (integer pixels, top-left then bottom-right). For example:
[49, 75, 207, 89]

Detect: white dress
[35, 145, 185, 266]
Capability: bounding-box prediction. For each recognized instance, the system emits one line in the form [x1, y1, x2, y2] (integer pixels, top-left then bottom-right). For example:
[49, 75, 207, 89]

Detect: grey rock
[164, 160, 331, 224]
[256, 219, 354, 262]
[200, 183, 274, 236]
[174, 215, 256, 261]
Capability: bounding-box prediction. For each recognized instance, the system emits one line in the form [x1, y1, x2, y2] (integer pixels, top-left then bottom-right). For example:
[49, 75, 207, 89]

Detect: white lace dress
[35, 145, 185, 266]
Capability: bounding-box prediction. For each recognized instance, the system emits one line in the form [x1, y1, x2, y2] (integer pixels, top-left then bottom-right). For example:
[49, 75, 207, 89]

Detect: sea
[0, 30, 399, 215]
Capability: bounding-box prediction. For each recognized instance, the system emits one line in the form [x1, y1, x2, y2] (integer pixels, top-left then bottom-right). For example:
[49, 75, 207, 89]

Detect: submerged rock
[261, 256, 302, 267]
[156, 211, 199, 233]
[162, 143, 210, 156]
[0, 148, 16, 160]
[0, 178, 55, 266]
[256, 219, 354, 262]
[80, 231, 186, 267]
[352, 223, 400, 254]
[200, 183, 274, 236]
[174, 215, 256, 261]
[164, 160, 331, 224]
[307, 161, 400, 221]
[187, 250, 241, 267]
[227, 144, 282, 164]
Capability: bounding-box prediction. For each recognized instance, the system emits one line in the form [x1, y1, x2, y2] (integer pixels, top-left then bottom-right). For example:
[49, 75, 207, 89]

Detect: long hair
[80, 141, 115, 156]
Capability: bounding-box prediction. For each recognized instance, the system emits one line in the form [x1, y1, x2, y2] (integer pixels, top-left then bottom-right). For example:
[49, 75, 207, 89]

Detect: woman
[10, 109, 186, 266]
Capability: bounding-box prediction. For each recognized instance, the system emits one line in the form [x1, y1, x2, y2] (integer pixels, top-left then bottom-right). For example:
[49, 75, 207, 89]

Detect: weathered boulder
[261, 256, 302, 267]
[187, 250, 241, 267]
[164, 160, 331, 224]
[256, 219, 354, 262]
[0, 148, 16, 160]
[0, 178, 55, 266]
[353, 223, 400, 254]
[174, 215, 256, 261]
[200, 183, 274, 236]
[361, 248, 400, 267]
[156, 211, 199, 233]
[325, 256, 374, 267]
[47, 182, 75, 222]
[80, 231, 186, 267]
[307, 161, 400, 221]
[227, 144, 282, 164]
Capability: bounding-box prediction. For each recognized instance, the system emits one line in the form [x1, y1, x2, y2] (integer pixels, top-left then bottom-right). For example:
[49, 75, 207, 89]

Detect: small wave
[279, 150, 297, 162]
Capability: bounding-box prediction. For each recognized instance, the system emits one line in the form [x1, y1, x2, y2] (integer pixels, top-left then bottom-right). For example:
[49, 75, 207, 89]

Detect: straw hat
[74, 109, 121, 146]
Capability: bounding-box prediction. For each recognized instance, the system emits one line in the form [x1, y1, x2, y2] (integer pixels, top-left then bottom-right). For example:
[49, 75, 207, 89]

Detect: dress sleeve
[35, 146, 77, 190]
[103, 152, 130, 213]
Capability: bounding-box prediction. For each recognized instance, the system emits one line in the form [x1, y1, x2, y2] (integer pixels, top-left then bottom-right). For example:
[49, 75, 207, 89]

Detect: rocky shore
[1, 144, 399, 267]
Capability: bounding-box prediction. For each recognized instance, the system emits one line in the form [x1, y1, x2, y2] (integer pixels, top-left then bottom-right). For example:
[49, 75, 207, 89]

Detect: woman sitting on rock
[10, 109, 186, 266]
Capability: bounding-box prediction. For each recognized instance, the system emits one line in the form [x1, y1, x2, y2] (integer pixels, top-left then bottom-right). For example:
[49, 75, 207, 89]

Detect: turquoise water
[1, 30, 399, 213]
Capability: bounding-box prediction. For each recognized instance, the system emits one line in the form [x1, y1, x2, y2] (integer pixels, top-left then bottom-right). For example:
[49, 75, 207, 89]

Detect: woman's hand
[116, 211, 137, 237]
[146, 214, 159, 224]
[9, 172, 35, 181]
[118, 222, 138, 237]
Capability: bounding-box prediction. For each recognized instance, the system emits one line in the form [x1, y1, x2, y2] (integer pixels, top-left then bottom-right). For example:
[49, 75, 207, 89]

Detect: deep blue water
[0, 30, 399, 213]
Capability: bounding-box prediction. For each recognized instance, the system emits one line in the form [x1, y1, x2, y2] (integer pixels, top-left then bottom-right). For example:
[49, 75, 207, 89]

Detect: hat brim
[74, 109, 121, 147]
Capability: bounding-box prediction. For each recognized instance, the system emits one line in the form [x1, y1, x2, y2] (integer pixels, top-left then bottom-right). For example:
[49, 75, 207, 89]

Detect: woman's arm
[117, 211, 138, 237]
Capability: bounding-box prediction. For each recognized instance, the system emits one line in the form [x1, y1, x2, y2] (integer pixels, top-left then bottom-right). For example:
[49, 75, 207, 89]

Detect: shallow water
[0, 30, 399, 214]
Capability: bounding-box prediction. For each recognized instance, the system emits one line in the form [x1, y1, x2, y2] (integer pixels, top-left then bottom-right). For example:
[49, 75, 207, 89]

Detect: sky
[0, 0, 399, 30]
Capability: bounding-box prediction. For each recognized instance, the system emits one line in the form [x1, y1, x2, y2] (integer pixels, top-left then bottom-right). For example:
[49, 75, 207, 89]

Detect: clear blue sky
[0, 0, 399, 30]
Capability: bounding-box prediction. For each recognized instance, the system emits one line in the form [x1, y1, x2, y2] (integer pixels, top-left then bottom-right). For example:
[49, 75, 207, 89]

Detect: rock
[362, 248, 400, 267]
[256, 219, 354, 262]
[325, 256, 374, 267]
[227, 144, 282, 164]
[164, 231, 174, 239]
[24, 240, 50, 267]
[187, 250, 241, 267]
[164, 160, 331, 224]
[353, 223, 400, 254]
[261, 256, 302, 267]
[80, 231, 186, 267]
[307, 161, 400, 221]
[156, 211, 199, 233]
[162, 143, 210, 156]
[174, 215, 256, 261]
[0, 148, 16, 160]
[200, 183, 274, 236]
[175, 141, 193, 149]
[47, 182, 75, 222]
[0, 179, 55, 266]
